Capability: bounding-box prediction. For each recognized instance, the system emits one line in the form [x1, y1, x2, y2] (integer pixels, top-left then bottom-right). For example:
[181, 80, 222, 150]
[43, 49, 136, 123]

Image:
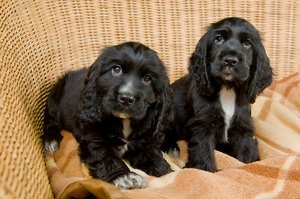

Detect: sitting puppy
[42, 42, 173, 189]
[164, 17, 273, 172]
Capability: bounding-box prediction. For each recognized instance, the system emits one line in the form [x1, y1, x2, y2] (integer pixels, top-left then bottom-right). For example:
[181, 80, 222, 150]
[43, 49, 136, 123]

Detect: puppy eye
[112, 65, 122, 76]
[215, 35, 224, 44]
[142, 74, 152, 85]
[243, 39, 252, 49]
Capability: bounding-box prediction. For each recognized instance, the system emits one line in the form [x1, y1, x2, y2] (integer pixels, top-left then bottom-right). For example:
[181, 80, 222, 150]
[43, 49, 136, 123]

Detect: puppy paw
[44, 140, 59, 152]
[185, 161, 217, 172]
[113, 172, 147, 189]
[167, 147, 180, 158]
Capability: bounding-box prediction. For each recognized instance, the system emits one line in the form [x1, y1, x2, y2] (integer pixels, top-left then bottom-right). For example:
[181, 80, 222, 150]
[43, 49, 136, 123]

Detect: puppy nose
[223, 56, 239, 67]
[118, 94, 136, 106]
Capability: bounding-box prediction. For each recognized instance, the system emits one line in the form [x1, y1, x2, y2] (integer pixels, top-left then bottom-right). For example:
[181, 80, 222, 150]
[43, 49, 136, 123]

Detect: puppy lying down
[42, 42, 173, 189]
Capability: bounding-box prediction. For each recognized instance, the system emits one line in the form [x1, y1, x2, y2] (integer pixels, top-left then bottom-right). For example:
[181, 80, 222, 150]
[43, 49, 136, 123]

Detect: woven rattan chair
[0, 0, 299, 198]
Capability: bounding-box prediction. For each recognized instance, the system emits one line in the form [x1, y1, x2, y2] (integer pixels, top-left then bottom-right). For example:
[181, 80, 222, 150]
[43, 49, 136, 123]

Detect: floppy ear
[189, 32, 214, 96]
[247, 38, 273, 103]
[77, 59, 103, 125]
[153, 75, 173, 138]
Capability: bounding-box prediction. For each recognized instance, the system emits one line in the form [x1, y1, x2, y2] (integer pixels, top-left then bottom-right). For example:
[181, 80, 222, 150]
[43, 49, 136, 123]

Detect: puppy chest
[219, 88, 236, 142]
[122, 119, 132, 139]
[115, 119, 132, 157]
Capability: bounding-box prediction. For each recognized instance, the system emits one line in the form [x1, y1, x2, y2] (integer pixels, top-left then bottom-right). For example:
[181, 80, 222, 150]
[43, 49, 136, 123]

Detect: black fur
[163, 17, 273, 172]
[42, 42, 173, 185]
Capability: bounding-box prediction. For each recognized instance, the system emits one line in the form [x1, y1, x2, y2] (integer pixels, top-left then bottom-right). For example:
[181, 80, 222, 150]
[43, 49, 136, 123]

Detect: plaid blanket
[45, 73, 300, 199]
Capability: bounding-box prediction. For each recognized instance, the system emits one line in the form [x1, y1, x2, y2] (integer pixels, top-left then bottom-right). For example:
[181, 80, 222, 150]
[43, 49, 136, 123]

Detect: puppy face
[209, 20, 255, 82]
[97, 44, 162, 120]
[80, 42, 171, 122]
[189, 17, 272, 101]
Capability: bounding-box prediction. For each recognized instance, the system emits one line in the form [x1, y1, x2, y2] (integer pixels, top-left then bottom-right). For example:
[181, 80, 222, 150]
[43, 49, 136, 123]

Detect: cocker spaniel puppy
[164, 17, 273, 172]
[42, 42, 173, 189]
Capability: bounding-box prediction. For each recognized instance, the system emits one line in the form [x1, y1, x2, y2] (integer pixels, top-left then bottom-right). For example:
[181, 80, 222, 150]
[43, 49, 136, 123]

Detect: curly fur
[163, 17, 273, 172]
[42, 42, 173, 186]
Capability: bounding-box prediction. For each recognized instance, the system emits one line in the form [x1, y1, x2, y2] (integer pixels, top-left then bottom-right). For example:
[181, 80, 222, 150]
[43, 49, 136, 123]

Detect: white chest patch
[122, 118, 132, 139]
[219, 88, 236, 142]
[116, 119, 132, 157]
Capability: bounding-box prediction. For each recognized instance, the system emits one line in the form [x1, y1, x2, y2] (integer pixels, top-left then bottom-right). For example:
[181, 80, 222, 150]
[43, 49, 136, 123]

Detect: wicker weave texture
[0, 0, 299, 198]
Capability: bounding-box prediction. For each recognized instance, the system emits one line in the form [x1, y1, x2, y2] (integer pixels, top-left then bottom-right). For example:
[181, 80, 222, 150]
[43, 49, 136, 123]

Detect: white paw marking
[44, 140, 59, 152]
[168, 148, 180, 159]
[219, 88, 236, 143]
[113, 172, 147, 189]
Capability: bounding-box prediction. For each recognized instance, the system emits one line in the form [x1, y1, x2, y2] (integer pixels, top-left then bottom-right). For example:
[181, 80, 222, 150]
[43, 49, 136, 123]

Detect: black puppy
[42, 42, 173, 189]
[163, 17, 273, 172]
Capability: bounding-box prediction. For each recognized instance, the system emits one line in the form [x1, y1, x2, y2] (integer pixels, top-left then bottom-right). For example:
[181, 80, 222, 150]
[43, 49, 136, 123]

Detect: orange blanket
[45, 73, 300, 199]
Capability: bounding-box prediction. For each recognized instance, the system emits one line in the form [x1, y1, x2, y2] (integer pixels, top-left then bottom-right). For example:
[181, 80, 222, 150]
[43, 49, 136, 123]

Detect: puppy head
[78, 42, 172, 132]
[189, 17, 272, 101]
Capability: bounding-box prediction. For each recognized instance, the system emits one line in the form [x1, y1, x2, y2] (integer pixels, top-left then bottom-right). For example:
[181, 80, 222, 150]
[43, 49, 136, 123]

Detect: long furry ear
[153, 76, 173, 138]
[247, 38, 273, 103]
[77, 60, 103, 125]
[189, 32, 214, 96]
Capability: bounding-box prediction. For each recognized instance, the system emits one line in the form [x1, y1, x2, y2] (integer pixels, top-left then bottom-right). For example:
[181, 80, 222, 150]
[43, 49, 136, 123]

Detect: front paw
[185, 161, 217, 172]
[145, 160, 173, 177]
[112, 172, 147, 189]
[167, 146, 180, 159]
[161, 141, 180, 158]
[44, 139, 60, 152]
[236, 136, 260, 163]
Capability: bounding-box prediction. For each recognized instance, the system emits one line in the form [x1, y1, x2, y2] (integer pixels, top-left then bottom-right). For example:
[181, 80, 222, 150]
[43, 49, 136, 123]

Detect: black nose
[118, 94, 136, 106]
[223, 56, 239, 67]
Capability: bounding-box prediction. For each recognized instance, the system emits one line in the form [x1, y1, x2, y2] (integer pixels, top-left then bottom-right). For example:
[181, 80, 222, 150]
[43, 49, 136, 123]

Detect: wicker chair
[0, 0, 299, 198]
